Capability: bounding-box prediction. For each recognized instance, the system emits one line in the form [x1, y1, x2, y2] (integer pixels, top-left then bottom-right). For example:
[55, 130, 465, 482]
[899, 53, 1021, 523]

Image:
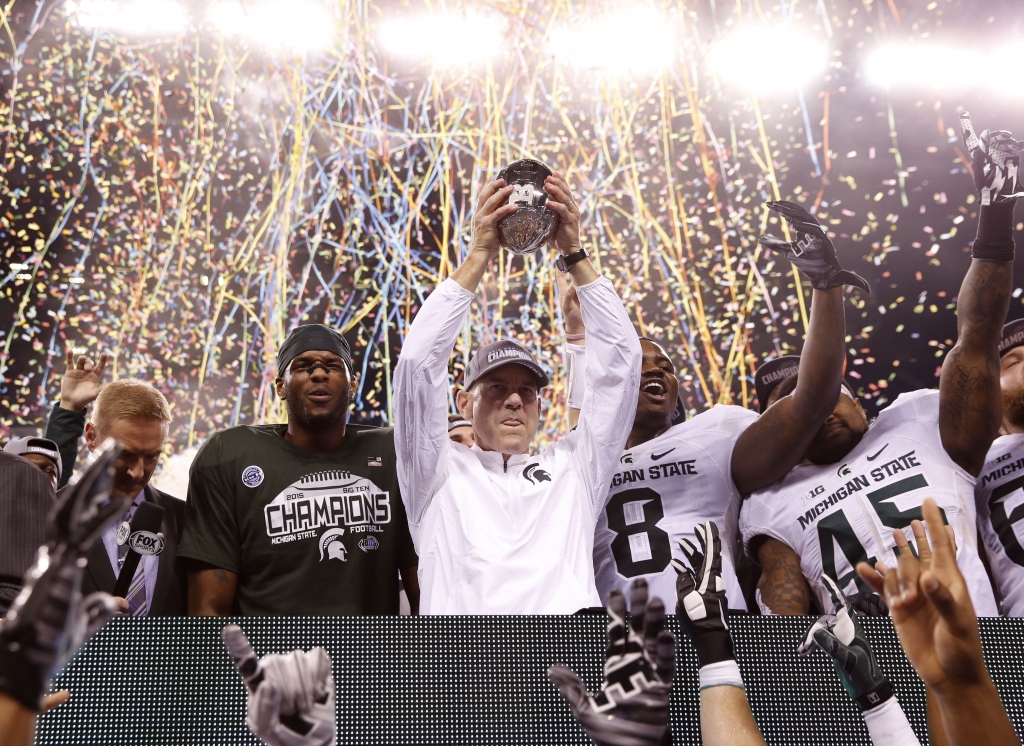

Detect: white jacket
[394, 276, 641, 614]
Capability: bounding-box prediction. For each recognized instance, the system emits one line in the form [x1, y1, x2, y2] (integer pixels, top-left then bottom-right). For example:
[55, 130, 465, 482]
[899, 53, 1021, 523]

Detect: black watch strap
[556, 248, 589, 272]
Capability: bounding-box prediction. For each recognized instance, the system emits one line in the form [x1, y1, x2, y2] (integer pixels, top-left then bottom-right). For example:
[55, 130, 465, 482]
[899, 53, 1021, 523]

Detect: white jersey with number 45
[976, 433, 1024, 616]
[593, 404, 758, 612]
[740, 389, 998, 616]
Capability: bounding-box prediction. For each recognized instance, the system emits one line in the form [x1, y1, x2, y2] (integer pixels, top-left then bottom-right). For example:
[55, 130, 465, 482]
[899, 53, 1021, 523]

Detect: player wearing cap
[393, 172, 642, 615]
[179, 324, 418, 616]
[973, 318, 1024, 616]
[2, 437, 62, 490]
[566, 202, 864, 613]
[741, 115, 1021, 616]
[447, 415, 475, 447]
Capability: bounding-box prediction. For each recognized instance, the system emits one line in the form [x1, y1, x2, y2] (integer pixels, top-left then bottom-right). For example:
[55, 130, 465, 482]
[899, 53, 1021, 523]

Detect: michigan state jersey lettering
[741, 389, 998, 616]
[976, 433, 1024, 616]
[593, 404, 758, 612]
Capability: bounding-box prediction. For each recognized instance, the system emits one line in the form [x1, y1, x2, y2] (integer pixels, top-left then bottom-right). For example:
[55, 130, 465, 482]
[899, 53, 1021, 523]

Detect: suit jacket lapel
[85, 539, 117, 595]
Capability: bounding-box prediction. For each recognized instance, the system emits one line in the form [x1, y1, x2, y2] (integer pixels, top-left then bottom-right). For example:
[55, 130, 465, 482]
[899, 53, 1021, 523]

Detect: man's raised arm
[732, 201, 865, 496]
[393, 179, 515, 524]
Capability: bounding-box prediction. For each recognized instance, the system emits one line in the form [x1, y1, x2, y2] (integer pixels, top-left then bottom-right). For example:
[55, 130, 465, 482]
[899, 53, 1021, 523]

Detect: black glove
[549, 580, 675, 746]
[849, 590, 888, 617]
[797, 575, 893, 711]
[671, 521, 734, 668]
[759, 200, 871, 293]
[0, 440, 128, 711]
[961, 111, 1024, 206]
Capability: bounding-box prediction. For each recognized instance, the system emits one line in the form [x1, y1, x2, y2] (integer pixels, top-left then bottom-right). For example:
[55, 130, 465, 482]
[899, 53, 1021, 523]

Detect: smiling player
[570, 200, 869, 611]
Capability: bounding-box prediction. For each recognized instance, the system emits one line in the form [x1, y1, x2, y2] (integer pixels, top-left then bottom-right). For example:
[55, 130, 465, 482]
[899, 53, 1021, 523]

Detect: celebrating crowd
[0, 116, 1023, 745]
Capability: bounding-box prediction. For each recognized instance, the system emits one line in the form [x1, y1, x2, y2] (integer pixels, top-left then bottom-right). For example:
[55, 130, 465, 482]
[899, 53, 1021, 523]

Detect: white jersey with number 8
[593, 404, 758, 612]
[740, 389, 998, 616]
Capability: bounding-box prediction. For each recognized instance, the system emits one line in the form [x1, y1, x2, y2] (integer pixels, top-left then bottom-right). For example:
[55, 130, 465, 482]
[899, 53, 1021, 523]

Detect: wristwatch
[555, 248, 589, 272]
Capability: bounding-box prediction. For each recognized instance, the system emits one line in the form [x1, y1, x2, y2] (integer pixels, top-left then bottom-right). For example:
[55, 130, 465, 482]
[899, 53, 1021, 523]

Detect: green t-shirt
[178, 424, 417, 615]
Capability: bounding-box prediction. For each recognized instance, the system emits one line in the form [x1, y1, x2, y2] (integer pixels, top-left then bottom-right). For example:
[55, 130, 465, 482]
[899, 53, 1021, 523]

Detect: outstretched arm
[732, 286, 845, 495]
[939, 252, 1012, 476]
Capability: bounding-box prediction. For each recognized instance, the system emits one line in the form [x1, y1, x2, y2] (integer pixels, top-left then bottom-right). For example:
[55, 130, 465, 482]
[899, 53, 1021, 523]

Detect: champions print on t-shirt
[263, 469, 392, 550]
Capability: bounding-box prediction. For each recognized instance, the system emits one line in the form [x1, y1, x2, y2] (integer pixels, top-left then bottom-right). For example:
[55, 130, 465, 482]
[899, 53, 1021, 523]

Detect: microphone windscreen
[130, 501, 165, 534]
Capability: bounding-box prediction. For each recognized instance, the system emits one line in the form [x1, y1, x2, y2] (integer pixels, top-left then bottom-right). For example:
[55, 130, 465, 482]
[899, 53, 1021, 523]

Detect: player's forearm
[953, 258, 1012, 355]
[0, 692, 37, 746]
[862, 697, 922, 746]
[699, 685, 766, 746]
[187, 568, 237, 616]
[930, 679, 1019, 746]
[791, 286, 845, 420]
[755, 539, 811, 615]
[450, 249, 493, 293]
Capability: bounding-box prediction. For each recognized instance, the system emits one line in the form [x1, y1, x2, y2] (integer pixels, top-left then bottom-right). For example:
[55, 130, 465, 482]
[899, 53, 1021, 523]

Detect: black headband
[277, 324, 353, 377]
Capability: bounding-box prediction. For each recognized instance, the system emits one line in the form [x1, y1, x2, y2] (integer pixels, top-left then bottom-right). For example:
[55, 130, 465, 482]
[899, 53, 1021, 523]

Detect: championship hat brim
[999, 319, 1024, 357]
[465, 339, 550, 390]
[754, 355, 801, 413]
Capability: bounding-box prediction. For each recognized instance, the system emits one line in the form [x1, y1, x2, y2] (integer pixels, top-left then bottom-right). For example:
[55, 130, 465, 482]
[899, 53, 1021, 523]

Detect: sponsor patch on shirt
[242, 465, 264, 488]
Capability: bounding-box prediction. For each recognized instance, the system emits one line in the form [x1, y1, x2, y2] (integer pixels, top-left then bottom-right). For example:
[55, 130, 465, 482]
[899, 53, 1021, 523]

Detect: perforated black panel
[35, 616, 1024, 745]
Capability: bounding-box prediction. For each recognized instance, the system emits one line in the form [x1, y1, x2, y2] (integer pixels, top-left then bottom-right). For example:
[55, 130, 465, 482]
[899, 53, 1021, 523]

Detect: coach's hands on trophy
[798, 575, 893, 710]
[543, 172, 583, 256]
[0, 441, 126, 711]
[856, 500, 987, 696]
[759, 200, 871, 293]
[222, 625, 337, 746]
[960, 112, 1024, 205]
[671, 520, 735, 668]
[470, 179, 519, 260]
[548, 580, 674, 746]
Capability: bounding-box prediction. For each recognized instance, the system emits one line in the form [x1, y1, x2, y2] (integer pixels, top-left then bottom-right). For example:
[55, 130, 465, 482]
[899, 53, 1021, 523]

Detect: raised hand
[0, 440, 127, 711]
[758, 200, 871, 293]
[961, 112, 1024, 205]
[548, 580, 675, 746]
[798, 575, 893, 710]
[544, 172, 583, 256]
[469, 178, 517, 261]
[671, 521, 734, 668]
[856, 499, 983, 692]
[59, 348, 109, 411]
[222, 625, 336, 746]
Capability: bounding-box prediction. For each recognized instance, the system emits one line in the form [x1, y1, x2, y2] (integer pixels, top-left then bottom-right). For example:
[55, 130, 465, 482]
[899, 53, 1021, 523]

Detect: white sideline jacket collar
[470, 445, 529, 474]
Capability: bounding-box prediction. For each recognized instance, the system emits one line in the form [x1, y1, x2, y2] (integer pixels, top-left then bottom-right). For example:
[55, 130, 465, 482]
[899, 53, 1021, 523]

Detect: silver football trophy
[496, 158, 560, 255]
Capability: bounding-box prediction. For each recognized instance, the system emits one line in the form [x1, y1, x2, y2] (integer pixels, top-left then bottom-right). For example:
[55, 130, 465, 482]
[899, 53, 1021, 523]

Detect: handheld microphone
[112, 501, 165, 599]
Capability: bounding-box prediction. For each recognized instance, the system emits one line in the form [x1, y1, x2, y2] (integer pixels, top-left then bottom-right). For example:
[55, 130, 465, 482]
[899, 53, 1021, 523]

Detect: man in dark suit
[45, 349, 186, 616]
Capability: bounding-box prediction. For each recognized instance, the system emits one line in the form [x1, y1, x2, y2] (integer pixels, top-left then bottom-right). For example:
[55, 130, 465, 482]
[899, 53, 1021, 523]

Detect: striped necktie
[117, 503, 149, 617]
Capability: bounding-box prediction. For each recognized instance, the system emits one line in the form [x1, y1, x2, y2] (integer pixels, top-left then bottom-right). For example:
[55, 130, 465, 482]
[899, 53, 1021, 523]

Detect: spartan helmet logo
[496, 158, 560, 255]
[522, 462, 552, 485]
[319, 528, 347, 562]
[837, 464, 852, 478]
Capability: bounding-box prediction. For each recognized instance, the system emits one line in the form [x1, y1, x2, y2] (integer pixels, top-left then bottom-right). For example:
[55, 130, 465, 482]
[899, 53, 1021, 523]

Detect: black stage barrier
[36, 616, 1024, 745]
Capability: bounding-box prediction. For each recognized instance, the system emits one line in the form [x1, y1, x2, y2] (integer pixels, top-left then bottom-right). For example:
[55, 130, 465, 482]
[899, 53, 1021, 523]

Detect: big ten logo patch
[242, 465, 264, 488]
[264, 469, 392, 545]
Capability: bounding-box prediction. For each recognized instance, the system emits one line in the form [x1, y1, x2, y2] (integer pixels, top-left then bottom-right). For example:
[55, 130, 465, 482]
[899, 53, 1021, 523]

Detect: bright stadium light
[208, 1, 334, 54]
[379, 12, 504, 67]
[66, 0, 188, 35]
[865, 44, 980, 90]
[707, 25, 827, 92]
[550, 7, 675, 75]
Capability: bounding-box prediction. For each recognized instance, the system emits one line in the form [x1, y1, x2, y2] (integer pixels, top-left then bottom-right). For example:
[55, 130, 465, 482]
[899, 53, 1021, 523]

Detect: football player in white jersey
[974, 318, 1024, 616]
[742, 115, 1021, 617]
[568, 200, 870, 611]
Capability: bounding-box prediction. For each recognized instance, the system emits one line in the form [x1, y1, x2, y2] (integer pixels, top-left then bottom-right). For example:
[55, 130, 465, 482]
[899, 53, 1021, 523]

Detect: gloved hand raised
[548, 579, 675, 746]
[0, 440, 127, 712]
[671, 520, 734, 669]
[797, 575, 893, 711]
[222, 625, 337, 746]
[759, 200, 871, 293]
[961, 111, 1024, 206]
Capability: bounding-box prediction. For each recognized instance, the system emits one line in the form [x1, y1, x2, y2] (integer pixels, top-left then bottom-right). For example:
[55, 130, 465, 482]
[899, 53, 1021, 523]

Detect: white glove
[222, 625, 337, 746]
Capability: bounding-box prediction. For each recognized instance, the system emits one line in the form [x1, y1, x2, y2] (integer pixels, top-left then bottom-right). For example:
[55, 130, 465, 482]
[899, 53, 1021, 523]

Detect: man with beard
[741, 118, 1020, 615]
[971, 318, 1024, 616]
[179, 325, 419, 615]
[566, 202, 864, 612]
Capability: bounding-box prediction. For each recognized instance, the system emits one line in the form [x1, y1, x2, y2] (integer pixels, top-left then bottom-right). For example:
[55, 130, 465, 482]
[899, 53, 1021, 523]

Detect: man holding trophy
[394, 161, 642, 614]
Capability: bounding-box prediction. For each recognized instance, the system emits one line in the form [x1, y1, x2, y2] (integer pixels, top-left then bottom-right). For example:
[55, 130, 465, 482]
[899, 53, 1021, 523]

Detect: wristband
[698, 660, 745, 691]
[861, 695, 921, 746]
[563, 332, 586, 341]
[972, 200, 1017, 262]
[855, 679, 894, 711]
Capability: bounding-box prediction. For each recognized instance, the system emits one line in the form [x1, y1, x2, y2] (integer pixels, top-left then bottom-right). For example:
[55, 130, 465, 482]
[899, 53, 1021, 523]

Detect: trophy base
[499, 208, 558, 255]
